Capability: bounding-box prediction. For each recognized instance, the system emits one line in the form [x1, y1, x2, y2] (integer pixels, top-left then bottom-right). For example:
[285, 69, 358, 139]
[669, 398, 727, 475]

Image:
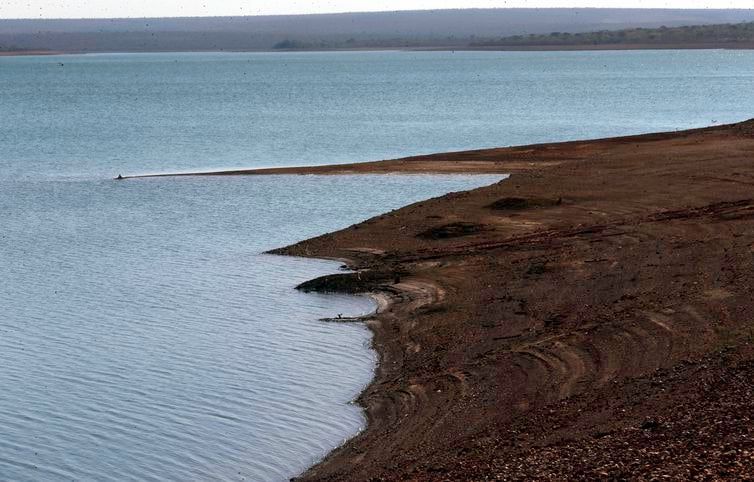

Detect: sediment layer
[274, 121, 754, 479]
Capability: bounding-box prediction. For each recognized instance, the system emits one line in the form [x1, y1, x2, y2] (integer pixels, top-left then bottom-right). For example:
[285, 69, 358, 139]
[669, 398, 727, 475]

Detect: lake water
[1, 50, 753, 481]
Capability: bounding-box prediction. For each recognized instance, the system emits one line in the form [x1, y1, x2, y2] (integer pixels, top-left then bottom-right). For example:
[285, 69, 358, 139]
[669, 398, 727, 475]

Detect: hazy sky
[1, 1, 751, 19]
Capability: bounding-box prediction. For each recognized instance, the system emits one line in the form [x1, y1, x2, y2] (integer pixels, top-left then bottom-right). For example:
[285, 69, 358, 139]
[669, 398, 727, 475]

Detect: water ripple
[0, 170, 501, 480]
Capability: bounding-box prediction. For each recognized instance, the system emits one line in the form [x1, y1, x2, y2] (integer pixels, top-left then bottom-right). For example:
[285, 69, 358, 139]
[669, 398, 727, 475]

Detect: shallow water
[1, 50, 754, 480]
[0, 172, 503, 481]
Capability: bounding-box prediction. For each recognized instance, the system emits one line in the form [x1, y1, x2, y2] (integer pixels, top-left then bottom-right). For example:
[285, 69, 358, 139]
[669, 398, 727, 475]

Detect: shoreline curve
[272, 119, 754, 479]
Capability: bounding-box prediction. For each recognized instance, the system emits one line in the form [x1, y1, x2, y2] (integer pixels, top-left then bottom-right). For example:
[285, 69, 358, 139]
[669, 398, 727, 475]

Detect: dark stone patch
[544, 314, 567, 327]
[487, 196, 562, 211]
[414, 304, 448, 316]
[418, 222, 485, 240]
[296, 269, 403, 294]
[526, 261, 548, 275]
[640, 419, 661, 431]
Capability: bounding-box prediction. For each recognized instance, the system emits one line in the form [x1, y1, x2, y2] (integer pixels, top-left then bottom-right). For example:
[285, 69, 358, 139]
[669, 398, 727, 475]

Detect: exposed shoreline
[126, 121, 754, 478]
[265, 120, 754, 479]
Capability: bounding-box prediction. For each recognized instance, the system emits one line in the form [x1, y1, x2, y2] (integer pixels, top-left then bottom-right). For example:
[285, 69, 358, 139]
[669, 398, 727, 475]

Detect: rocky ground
[267, 121, 754, 480]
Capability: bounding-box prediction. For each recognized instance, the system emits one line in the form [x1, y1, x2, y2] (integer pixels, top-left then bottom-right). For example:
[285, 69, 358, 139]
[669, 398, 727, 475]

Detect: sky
[0, 0, 751, 19]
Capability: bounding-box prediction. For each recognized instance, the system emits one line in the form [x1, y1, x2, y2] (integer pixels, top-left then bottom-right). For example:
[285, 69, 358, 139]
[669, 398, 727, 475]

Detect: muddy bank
[271, 120, 754, 479]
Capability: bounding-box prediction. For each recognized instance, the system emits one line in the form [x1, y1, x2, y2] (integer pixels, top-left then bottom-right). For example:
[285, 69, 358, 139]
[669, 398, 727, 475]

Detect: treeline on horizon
[471, 21, 754, 48]
[2, 9, 754, 53]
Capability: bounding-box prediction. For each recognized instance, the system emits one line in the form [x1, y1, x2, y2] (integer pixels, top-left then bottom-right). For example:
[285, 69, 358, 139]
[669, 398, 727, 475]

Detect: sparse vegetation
[472, 22, 754, 48]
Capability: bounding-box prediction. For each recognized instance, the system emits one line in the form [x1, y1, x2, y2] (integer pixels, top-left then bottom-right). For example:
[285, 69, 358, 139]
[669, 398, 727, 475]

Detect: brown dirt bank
[272, 121, 754, 480]
[274, 121, 754, 480]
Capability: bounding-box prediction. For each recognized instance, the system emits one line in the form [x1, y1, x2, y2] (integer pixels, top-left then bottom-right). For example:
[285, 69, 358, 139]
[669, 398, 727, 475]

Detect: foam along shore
[263, 120, 754, 480]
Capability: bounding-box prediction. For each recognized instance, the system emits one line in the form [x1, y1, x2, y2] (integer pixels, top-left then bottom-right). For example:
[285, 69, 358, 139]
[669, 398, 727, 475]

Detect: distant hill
[1, 9, 754, 53]
[471, 21, 754, 49]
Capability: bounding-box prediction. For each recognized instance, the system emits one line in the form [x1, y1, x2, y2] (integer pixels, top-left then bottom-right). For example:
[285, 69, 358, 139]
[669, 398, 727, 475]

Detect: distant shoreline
[0, 50, 64, 56]
[3, 9, 754, 57]
[443, 41, 754, 51]
[4, 42, 754, 58]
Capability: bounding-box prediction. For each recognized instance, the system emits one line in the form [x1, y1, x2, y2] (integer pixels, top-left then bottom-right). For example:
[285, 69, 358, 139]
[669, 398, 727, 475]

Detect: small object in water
[336, 313, 343, 319]
[116, 174, 124, 180]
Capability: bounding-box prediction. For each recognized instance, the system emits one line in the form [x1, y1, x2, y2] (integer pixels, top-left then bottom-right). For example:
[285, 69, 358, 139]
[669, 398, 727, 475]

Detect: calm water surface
[1, 50, 753, 480]
[0, 173, 503, 481]
[2, 50, 754, 178]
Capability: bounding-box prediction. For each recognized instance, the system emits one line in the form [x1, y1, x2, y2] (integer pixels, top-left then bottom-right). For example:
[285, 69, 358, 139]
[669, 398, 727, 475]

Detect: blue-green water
[1, 50, 753, 481]
[3, 50, 754, 179]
